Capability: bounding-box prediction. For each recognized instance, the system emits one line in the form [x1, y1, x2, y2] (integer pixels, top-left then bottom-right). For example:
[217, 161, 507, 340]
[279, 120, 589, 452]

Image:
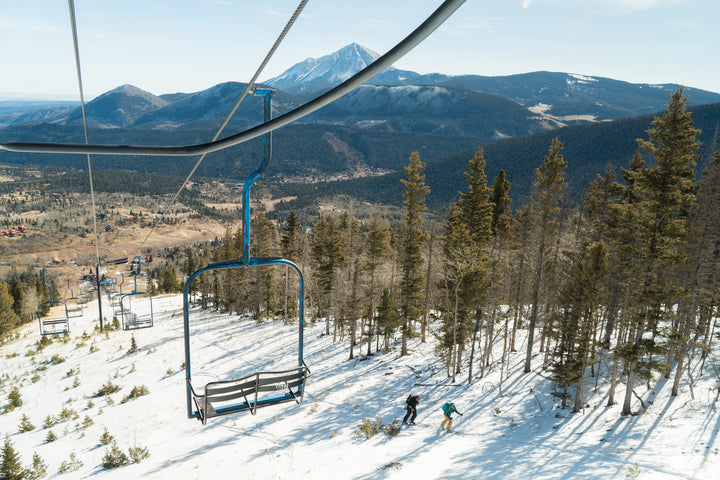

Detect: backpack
[406, 395, 414, 405]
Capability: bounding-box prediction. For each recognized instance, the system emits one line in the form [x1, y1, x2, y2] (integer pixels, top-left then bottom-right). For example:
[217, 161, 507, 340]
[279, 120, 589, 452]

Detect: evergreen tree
[364, 214, 391, 355]
[440, 205, 480, 381]
[280, 211, 303, 322]
[524, 137, 567, 373]
[553, 242, 607, 411]
[489, 169, 512, 238]
[251, 212, 279, 320]
[310, 215, 347, 335]
[0, 282, 18, 338]
[671, 150, 720, 396]
[400, 151, 430, 356]
[18, 414, 35, 433]
[339, 213, 363, 359]
[0, 435, 25, 480]
[620, 87, 700, 415]
[8, 276, 23, 319]
[29, 453, 47, 479]
[158, 265, 180, 294]
[375, 289, 401, 353]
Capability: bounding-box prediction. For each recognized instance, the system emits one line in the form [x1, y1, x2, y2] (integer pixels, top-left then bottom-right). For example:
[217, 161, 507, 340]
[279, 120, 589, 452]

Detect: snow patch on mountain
[529, 103, 552, 114]
[567, 73, 598, 84]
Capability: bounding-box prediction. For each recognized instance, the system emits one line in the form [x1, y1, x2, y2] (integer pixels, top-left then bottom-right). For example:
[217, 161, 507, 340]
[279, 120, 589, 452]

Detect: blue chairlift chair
[183, 90, 309, 424]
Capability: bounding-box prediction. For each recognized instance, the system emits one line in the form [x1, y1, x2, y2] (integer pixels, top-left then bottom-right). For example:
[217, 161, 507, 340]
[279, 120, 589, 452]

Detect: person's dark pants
[403, 407, 417, 423]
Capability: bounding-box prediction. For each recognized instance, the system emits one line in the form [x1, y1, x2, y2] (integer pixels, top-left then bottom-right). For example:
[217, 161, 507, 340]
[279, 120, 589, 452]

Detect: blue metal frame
[183, 89, 308, 421]
[120, 256, 154, 329]
[38, 269, 70, 335]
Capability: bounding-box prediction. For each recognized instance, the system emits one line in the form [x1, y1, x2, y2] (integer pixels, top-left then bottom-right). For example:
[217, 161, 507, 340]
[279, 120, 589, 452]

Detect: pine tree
[489, 169, 512, 239]
[619, 87, 700, 415]
[18, 413, 35, 433]
[280, 211, 303, 322]
[400, 151, 430, 356]
[440, 205, 482, 381]
[6, 386, 22, 412]
[553, 242, 607, 411]
[8, 276, 23, 319]
[364, 214, 390, 355]
[0, 435, 25, 480]
[524, 137, 567, 373]
[339, 213, 363, 359]
[0, 282, 18, 338]
[672, 150, 720, 396]
[158, 265, 180, 294]
[29, 452, 47, 479]
[251, 212, 279, 320]
[310, 215, 347, 335]
[440, 147, 494, 383]
[375, 289, 401, 352]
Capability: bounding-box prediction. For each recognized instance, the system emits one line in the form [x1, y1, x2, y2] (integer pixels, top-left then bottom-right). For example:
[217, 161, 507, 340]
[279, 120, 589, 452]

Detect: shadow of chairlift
[183, 89, 310, 424]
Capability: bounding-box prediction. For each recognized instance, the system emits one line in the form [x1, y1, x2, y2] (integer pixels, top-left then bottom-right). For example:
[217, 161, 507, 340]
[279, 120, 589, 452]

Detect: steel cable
[67, 0, 101, 268]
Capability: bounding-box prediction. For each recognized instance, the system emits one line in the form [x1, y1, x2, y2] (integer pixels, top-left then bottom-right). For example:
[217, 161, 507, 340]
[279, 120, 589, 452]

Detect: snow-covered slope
[1, 295, 718, 479]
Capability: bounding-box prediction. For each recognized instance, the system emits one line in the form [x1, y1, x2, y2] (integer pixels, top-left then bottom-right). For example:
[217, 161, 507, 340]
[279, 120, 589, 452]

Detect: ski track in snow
[1, 294, 718, 479]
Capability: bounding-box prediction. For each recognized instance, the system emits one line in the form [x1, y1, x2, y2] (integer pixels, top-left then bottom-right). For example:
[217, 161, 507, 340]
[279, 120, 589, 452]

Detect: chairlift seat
[40, 317, 69, 335]
[189, 364, 309, 425]
[121, 311, 152, 330]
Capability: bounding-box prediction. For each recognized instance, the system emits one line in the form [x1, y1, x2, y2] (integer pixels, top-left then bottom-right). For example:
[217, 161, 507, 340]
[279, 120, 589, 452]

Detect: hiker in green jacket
[440, 401, 462, 432]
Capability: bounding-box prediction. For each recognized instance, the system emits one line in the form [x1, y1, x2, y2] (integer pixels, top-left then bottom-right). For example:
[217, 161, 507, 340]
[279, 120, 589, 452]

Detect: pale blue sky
[1, 0, 718, 100]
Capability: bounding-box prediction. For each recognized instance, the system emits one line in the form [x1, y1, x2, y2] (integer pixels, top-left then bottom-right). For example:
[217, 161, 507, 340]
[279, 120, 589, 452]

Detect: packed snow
[1, 294, 719, 479]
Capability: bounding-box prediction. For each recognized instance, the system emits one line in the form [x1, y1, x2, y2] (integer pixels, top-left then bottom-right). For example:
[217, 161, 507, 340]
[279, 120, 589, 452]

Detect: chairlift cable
[133, 0, 309, 259]
[67, 0, 101, 269]
[1, 0, 466, 157]
[0, 240, 42, 268]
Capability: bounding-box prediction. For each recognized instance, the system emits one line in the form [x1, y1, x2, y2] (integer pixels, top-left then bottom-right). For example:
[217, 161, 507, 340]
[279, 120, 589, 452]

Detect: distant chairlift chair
[110, 273, 125, 316]
[183, 90, 310, 425]
[120, 258, 153, 330]
[65, 279, 85, 318]
[38, 270, 70, 335]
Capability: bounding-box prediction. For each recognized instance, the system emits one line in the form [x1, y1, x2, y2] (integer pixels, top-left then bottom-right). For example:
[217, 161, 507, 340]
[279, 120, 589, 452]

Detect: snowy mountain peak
[265, 43, 381, 95]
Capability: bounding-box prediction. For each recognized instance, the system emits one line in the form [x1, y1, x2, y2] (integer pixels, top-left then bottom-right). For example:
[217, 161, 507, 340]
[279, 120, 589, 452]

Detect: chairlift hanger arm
[0, 0, 466, 156]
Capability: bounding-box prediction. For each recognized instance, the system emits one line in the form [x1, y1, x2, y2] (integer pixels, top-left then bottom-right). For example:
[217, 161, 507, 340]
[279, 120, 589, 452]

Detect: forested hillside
[279, 101, 720, 211]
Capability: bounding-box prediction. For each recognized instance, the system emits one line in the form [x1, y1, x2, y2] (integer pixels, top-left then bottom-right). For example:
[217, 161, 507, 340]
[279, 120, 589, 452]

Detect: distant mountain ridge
[2, 42, 719, 136]
[2, 42, 720, 209]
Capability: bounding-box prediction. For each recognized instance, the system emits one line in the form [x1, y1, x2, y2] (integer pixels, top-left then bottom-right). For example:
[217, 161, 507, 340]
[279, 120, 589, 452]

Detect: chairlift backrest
[38, 300, 70, 335]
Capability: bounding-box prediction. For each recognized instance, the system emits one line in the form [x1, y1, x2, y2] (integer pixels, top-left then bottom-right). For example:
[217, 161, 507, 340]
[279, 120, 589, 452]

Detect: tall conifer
[400, 152, 430, 356]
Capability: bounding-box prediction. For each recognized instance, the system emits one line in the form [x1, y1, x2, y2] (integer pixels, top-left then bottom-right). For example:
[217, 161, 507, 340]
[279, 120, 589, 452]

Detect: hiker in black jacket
[403, 394, 420, 425]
